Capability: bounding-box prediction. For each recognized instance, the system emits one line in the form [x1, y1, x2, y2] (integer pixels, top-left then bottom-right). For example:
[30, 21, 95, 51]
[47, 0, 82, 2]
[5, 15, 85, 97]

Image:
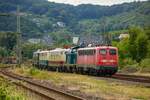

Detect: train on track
[33, 46, 118, 76]
[0, 56, 17, 64]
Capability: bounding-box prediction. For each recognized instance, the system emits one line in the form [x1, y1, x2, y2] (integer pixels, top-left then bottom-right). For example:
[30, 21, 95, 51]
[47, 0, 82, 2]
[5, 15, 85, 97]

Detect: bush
[0, 79, 25, 100]
[140, 58, 150, 72]
[29, 67, 39, 76]
[0, 86, 7, 100]
[140, 58, 150, 68]
[119, 58, 139, 73]
[119, 58, 137, 68]
[124, 58, 137, 65]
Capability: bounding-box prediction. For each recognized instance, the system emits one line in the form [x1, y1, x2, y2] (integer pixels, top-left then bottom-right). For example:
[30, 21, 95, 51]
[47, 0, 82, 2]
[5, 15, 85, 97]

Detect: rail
[0, 69, 85, 100]
[112, 74, 150, 84]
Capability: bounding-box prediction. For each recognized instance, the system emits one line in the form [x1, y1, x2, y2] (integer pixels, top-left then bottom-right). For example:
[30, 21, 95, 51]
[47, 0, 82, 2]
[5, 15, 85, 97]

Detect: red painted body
[77, 46, 118, 67]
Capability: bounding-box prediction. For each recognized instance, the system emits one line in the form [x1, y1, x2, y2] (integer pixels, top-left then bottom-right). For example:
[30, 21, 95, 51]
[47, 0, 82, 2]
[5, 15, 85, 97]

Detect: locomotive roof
[78, 46, 117, 50]
[50, 48, 69, 52]
[38, 50, 49, 53]
[34, 48, 70, 54]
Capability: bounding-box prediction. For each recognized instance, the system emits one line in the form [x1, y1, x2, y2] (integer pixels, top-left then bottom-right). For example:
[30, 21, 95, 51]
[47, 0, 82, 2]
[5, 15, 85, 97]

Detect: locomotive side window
[78, 49, 96, 55]
[99, 49, 107, 55]
[78, 50, 83, 55]
[109, 49, 116, 55]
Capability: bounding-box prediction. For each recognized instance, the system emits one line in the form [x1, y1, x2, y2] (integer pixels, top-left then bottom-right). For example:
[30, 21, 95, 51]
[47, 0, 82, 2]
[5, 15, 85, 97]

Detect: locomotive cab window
[109, 49, 116, 55]
[99, 49, 107, 55]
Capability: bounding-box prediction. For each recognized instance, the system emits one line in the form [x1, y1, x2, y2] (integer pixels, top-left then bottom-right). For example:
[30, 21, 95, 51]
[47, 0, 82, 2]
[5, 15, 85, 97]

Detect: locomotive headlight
[101, 60, 115, 62]
[101, 60, 108, 62]
[109, 60, 116, 62]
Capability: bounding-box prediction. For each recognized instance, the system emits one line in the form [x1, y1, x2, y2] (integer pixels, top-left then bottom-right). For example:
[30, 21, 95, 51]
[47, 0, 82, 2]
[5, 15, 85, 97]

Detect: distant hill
[0, 0, 149, 38]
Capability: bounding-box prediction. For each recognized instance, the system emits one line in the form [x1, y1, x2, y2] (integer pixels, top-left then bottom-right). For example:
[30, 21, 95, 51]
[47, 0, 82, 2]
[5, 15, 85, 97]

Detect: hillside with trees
[0, 0, 149, 39]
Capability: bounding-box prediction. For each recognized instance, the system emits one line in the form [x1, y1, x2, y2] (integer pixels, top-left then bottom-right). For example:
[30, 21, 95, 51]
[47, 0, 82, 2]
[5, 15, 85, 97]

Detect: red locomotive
[77, 46, 118, 75]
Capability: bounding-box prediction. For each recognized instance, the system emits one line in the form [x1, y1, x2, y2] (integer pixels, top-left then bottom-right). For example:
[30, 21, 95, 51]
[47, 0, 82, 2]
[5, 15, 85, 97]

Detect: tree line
[113, 26, 150, 71]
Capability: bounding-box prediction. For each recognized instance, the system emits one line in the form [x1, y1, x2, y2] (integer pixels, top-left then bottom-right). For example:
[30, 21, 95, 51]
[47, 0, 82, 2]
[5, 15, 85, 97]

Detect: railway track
[112, 74, 150, 84]
[0, 70, 85, 100]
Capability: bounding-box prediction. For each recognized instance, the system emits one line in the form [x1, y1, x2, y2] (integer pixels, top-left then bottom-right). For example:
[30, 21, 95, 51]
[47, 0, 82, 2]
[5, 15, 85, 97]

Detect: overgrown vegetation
[0, 77, 27, 100]
[14, 67, 150, 100]
[113, 26, 150, 72]
[0, 32, 17, 57]
[140, 58, 150, 72]
[29, 67, 40, 75]
[22, 43, 49, 59]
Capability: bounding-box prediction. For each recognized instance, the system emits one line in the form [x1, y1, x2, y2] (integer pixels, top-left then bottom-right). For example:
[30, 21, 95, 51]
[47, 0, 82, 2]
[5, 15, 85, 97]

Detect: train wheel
[72, 67, 76, 73]
[59, 67, 62, 72]
[61, 67, 64, 72]
[81, 68, 84, 74]
[93, 69, 97, 76]
[77, 67, 80, 74]
[97, 70, 101, 76]
[89, 68, 93, 75]
[87, 68, 90, 75]
[56, 67, 59, 72]
[70, 67, 73, 73]
[81, 67, 84, 74]
[64, 67, 67, 72]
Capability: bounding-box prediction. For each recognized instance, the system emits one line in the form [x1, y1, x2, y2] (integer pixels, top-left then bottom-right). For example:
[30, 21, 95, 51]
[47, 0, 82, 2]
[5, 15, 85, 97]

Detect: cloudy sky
[48, 0, 147, 6]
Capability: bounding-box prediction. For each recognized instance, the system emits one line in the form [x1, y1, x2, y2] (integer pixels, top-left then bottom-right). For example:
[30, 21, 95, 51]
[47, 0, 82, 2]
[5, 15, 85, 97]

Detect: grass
[0, 77, 28, 100]
[0, 63, 8, 68]
[14, 66, 150, 100]
[0, 63, 16, 68]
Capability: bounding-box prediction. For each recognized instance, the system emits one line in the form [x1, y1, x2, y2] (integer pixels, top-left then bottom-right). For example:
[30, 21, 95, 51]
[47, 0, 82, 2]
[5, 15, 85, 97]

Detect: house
[119, 33, 129, 40]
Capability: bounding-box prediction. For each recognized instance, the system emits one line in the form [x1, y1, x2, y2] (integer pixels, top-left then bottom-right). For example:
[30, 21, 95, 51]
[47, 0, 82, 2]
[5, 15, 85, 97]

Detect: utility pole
[0, 5, 22, 66]
[16, 5, 22, 67]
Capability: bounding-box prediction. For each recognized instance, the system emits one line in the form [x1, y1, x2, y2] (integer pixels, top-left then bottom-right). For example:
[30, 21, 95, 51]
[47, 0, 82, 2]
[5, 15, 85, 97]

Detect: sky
[48, 0, 147, 6]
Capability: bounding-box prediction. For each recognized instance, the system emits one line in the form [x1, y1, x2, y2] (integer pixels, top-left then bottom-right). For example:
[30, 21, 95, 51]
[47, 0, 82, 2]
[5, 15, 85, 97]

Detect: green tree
[0, 47, 8, 57]
[128, 27, 142, 60]
[128, 26, 149, 62]
[144, 27, 150, 58]
[22, 43, 48, 59]
[112, 38, 130, 68]
[117, 38, 130, 59]
[0, 32, 17, 51]
[49, 28, 72, 46]
[146, 42, 150, 58]
[136, 32, 148, 62]
[0, 32, 17, 56]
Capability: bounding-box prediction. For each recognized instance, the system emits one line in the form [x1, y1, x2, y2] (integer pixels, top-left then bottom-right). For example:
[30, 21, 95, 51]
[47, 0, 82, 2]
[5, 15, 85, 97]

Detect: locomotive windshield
[109, 49, 116, 55]
[99, 49, 107, 55]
